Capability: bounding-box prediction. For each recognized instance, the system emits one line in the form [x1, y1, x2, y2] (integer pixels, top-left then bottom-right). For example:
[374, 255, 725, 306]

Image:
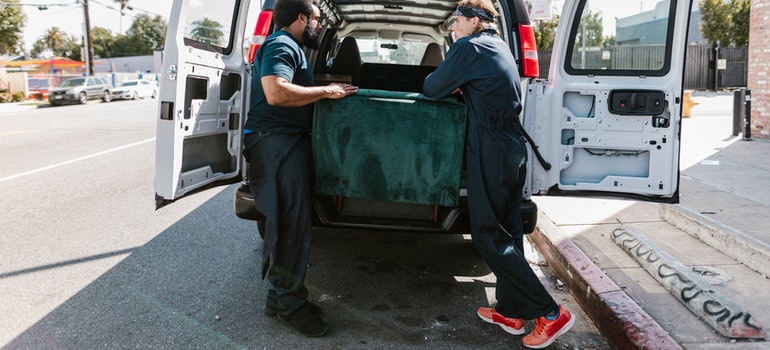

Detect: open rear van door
[154, 0, 252, 207]
[524, 0, 694, 202]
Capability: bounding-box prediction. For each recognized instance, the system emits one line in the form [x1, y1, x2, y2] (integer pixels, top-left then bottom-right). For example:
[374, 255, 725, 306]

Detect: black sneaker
[264, 300, 323, 317]
[277, 306, 329, 337]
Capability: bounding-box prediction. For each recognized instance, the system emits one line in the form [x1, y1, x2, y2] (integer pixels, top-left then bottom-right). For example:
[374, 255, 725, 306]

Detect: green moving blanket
[313, 89, 467, 207]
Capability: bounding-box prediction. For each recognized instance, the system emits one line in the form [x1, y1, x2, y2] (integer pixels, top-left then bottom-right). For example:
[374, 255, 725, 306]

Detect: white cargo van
[154, 0, 693, 234]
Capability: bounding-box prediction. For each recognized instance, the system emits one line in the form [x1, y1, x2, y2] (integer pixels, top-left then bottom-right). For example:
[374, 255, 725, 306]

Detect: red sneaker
[477, 307, 525, 335]
[522, 305, 575, 349]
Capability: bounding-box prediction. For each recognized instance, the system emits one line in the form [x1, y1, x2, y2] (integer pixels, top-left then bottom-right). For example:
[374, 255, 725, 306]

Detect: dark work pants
[245, 133, 313, 317]
[465, 125, 558, 320]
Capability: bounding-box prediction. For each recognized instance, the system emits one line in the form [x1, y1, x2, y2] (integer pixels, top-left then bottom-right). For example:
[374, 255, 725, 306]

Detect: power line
[0, 1, 78, 10]
[85, 0, 167, 35]
[1, 1, 75, 5]
[2, 1, 166, 19]
[89, 0, 166, 19]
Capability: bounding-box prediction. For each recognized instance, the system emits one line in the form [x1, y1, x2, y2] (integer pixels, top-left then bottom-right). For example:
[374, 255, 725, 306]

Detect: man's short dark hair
[273, 0, 314, 28]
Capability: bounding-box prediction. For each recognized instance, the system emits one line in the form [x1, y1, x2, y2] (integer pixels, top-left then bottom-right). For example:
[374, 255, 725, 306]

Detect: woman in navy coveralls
[423, 0, 574, 347]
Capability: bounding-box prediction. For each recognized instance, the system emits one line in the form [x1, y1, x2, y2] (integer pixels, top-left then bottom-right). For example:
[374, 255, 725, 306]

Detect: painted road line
[0, 138, 156, 183]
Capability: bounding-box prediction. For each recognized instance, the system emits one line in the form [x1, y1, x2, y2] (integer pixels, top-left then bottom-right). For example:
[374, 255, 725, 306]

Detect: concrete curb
[660, 204, 770, 278]
[529, 212, 681, 350]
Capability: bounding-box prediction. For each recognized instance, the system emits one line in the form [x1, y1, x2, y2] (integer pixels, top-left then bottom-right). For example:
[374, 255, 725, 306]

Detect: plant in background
[699, 0, 750, 47]
[0, 0, 27, 55]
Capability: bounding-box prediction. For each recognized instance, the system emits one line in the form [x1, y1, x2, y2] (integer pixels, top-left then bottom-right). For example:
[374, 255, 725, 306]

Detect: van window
[356, 39, 429, 65]
[62, 78, 85, 87]
[182, 0, 240, 54]
[565, 0, 676, 76]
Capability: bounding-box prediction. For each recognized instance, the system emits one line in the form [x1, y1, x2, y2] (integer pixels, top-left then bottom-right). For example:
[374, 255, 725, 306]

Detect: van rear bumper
[234, 183, 538, 234]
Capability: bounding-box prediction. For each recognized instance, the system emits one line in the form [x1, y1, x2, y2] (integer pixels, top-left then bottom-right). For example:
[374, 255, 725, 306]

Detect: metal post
[118, 0, 129, 34]
[713, 41, 720, 91]
[732, 89, 745, 136]
[744, 89, 752, 141]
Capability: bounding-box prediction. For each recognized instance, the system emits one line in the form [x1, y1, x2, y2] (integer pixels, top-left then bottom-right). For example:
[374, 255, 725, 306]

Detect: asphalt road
[0, 99, 609, 349]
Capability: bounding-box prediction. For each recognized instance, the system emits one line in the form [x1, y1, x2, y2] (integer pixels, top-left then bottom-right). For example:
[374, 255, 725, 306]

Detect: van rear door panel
[154, 0, 251, 206]
[523, 0, 693, 202]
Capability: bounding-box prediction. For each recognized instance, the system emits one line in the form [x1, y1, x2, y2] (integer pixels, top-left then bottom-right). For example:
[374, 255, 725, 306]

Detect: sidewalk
[0, 101, 45, 114]
[530, 92, 770, 349]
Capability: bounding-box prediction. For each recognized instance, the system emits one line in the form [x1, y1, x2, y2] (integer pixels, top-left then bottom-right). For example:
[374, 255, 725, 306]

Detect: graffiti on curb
[611, 226, 766, 339]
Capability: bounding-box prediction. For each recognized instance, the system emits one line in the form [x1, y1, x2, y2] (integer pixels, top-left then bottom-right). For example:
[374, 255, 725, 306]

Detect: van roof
[263, 0, 530, 31]
[319, 0, 456, 28]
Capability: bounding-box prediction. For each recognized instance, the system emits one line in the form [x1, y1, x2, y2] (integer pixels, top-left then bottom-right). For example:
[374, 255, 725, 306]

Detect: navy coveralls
[244, 30, 316, 318]
[423, 29, 558, 319]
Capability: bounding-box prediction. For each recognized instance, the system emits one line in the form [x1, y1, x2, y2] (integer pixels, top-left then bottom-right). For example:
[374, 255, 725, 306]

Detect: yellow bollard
[682, 91, 698, 118]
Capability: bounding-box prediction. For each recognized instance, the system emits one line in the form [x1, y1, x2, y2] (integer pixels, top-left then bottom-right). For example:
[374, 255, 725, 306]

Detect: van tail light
[247, 11, 274, 64]
[518, 23, 539, 79]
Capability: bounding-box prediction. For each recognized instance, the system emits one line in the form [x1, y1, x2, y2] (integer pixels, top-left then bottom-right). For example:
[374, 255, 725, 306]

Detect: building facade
[616, 1, 705, 45]
[749, 0, 770, 138]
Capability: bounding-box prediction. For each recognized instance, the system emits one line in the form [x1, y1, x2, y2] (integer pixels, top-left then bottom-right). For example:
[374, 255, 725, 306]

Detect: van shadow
[5, 188, 516, 349]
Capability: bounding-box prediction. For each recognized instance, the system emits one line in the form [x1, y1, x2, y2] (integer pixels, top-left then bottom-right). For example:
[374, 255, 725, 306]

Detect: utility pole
[117, 0, 130, 34]
[82, 0, 95, 76]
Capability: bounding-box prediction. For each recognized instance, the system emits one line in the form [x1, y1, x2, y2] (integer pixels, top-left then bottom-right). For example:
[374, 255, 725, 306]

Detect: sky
[20, 0, 173, 53]
[535, 0, 666, 36]
[18, 0, 670, 54]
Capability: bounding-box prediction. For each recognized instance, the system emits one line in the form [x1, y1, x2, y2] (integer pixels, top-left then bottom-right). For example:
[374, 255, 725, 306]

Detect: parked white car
[111, 79, 158, 100]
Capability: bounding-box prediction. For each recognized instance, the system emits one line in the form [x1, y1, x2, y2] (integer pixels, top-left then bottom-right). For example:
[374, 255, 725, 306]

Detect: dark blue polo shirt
[246, 30, 315, 135]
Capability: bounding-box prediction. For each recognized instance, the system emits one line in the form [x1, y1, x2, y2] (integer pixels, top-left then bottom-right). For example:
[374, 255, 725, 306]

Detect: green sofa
[313, 89, 467, 207]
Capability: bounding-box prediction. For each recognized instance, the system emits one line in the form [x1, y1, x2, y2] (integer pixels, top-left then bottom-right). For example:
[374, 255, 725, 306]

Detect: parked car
[155, 0, 693, 235]
[48, 76, 112, 105]
[111, 79, 158, 100]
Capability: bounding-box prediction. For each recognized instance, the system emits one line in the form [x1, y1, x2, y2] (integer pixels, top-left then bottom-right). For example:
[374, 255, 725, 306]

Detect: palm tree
[189, 17, 225, 46]
[40, 27, 68, 55]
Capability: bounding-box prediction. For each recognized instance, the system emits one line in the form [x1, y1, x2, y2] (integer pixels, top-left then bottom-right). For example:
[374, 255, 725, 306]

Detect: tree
[110, 35, 136, 57]
[698, 0, 748, 47]
[60, 34, 82, 61]
[40, 27, 69, 55]
[190, 17, 225, 46]
[602, 35, 616, 48]
[30, 29, 82, 60]
[699, 0, 732, 45]
[0, 0, 27, 55]
[731, 0, 750, 46]
[110, 14, 167, 57]
[534, 15, 559, 51]
[91, 27, 116, 58]
[30, 39, 48, 58]
[574, 10, 604, 48]
[128, 14, 167, 51]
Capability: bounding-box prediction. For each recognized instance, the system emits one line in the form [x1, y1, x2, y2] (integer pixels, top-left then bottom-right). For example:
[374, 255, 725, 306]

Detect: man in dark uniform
[244, 0, 357, 337]
[423, 0, 574, 348]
